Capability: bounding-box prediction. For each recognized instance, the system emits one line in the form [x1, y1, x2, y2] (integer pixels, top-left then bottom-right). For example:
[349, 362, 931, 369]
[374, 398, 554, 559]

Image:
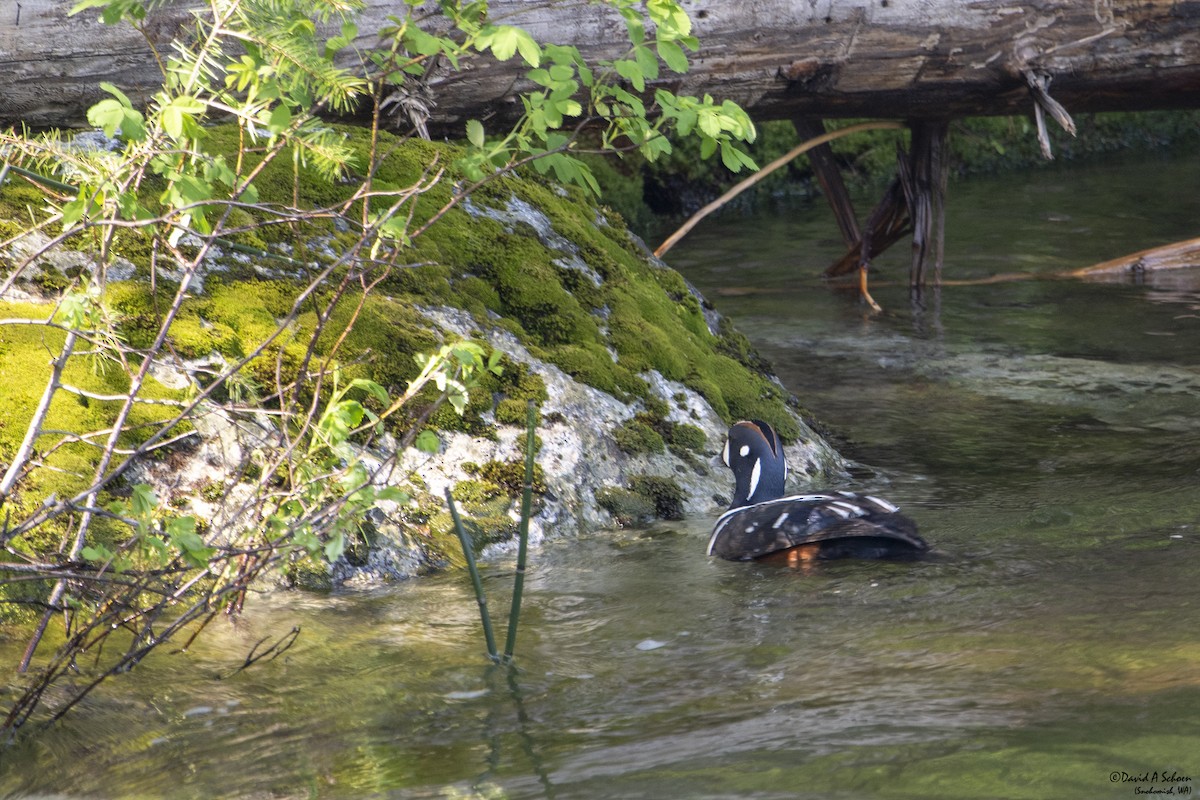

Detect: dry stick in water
[503, 400, 538, 664]
[653, 121, 905, 258]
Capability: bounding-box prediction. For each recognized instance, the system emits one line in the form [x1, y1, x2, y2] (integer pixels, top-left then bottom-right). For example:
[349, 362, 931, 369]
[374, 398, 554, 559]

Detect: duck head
[721, 419, 788, 509]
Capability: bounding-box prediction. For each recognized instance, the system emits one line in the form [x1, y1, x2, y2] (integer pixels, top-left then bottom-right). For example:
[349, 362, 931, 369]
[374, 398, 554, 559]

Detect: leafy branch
[0, 0, 758, 734]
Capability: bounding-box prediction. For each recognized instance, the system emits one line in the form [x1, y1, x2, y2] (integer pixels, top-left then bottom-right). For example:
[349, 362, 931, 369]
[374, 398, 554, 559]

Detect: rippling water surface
[3, 150, 1200, 799]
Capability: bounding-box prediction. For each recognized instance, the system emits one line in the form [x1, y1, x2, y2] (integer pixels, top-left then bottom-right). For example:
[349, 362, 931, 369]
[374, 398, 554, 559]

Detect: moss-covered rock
[627, 474, 686, 521]
[1, 122, 844, 588]
[613, 417, 666, 455]
[596, 487, 657, 528]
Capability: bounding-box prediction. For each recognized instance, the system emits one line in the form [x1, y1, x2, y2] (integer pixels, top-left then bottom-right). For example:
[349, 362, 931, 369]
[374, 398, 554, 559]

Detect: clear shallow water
[4, 151, 1200, 799]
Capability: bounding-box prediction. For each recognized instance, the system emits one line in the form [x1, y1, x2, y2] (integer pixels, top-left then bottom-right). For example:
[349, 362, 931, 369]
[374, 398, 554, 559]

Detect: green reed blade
[503, 400, 537, 662]
[445, 487, 499, 662]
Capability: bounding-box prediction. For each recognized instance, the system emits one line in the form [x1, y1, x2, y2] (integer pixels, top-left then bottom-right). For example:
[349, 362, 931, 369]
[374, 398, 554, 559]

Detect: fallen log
[4, 1, 1200, 133]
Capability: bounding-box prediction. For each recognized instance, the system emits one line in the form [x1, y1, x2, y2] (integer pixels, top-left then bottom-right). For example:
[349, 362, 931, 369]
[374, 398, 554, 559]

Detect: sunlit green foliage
[0, 0, 769, 732]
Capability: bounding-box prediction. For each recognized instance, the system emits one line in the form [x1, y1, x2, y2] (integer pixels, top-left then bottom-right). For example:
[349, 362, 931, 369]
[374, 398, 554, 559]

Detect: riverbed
[2, 148, 1199, 799]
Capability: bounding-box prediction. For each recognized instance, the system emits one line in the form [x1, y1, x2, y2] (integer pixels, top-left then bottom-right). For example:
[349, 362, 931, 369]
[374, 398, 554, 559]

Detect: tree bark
[4, 1, 1200, 133]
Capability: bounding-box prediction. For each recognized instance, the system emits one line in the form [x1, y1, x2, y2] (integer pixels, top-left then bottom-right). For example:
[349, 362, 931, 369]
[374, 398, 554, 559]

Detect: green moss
[461, 514, 519, 549]
[450, 479, 503, 510]
[464, 459, 547, 496]
[220, 123, 797, 438]
[515, 430, 542, 456]
[285, 552, 333, 590]
[628, 474, 686, 520]
[493, 359, 548, 404]
[198, 480, 226, 503]
[613, 417, 666, 455]
[614, 408, 707, 458]
[596, 487, 656, 527]
[0, 299, 185, 560]
[427, 386, 497, 438]
[670, 423, 707, 453]
[495, 398, 530, 426]
[597, 473, 686, 525]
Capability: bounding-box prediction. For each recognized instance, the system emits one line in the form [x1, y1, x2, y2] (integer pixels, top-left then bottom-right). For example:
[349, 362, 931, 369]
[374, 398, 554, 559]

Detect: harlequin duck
[707, 420, 927, 566]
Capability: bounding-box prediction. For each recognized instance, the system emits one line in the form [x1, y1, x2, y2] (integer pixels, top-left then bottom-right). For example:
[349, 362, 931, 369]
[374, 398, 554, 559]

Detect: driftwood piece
[5, 1, 1200, 132]
[1069, 237, 1200, 277]
[819, 120, 948, 294]
[792, 117, 860, 246]
[824, 176, 910, 279]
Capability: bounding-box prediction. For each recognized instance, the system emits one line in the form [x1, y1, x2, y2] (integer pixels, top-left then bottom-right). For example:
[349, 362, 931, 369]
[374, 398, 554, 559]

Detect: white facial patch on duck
[748, 459, 762, 499]
[739, 445, 750, 458]
[721, 439, 730, 466]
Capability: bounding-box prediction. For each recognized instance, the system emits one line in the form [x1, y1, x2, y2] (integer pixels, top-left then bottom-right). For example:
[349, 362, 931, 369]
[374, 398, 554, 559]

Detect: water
[4, 151, 1200, 798]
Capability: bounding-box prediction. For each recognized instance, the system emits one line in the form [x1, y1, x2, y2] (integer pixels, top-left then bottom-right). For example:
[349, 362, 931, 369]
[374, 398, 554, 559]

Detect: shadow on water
[4, 151, 1200, 799]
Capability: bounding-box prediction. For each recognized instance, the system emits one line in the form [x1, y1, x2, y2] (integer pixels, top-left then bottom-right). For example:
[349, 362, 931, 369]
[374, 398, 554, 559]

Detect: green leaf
[657, 39, 689, 73]
[131, 484, 157, 518]
[159, 95, 205, 140]
[556, 98, 582, 118]
[98, 81, 133, 108]
[377, 486, 410, 504]
[87, 83, 146, 139]
[268, 104, 292, 134]
[349, 378, 390, 405]
[620, 6, 646, 44]
[720, 141, 741, 172]
[81, 544, 115, 563]
[404, 24, 444, 57]
[167, 516, 214, 568]
[698, 110, 722, 138]
[466, 118, 485, 148]
[674, 107, 698, 136]
[735, 147, 759, 171]
[514, 29, 542, 67]
[324, 530, 346, 562]
[486, 25, 539, 64]
[88, 99, 127, 138]
[634, 44, 659, 82]
[293, 526, 322, 556]
[171, 95, 205, 114]
[415, 429, 441, 453]
[614, 60, 644, 92]
[161, 106, 184, 140]
[60, 197, 89, 227]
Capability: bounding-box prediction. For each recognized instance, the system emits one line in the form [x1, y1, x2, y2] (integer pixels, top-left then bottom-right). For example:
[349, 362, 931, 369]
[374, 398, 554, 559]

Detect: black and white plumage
[708, 420, 928, 562]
